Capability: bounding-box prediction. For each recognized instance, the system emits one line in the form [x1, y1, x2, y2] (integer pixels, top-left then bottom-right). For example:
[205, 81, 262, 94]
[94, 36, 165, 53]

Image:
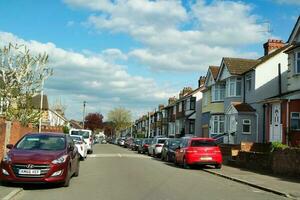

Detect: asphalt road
[13, 144, 287, 200]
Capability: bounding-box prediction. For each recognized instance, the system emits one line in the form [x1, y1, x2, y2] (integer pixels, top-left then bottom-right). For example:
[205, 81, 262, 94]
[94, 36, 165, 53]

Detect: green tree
[107, 107, 132, 136]
[0, 43, 52, 125]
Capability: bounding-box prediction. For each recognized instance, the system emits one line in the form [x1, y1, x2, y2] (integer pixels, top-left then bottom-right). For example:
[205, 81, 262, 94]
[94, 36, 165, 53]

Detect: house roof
[232, 103, 256, 112]
[288, 15, 300, 44]
[70, 120, 83, 129]
[31, 94, 49, 110]
[209, 66, 219, 80]
[222, 57, 259, 75]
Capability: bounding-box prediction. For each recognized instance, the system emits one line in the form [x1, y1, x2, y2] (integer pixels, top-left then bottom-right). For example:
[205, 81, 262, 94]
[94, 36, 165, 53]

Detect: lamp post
[82, 101, 86, 129]
[38, 79, 44, 133]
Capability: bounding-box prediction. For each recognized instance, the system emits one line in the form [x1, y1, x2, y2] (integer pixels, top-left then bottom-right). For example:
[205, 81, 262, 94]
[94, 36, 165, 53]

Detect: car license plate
[200, 157, 212, 161]
[19, 169, 41, 175]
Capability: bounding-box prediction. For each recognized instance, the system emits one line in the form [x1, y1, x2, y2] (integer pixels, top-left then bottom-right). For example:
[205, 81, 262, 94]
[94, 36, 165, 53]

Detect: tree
[107, 107, 132, 136]
[84, 112, 103, 132]
[0, 43, 52, 125]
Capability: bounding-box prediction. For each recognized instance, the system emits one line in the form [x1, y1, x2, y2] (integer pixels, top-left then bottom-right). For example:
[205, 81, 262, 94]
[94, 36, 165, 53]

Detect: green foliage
[271, 142, 288, 151]
[0, 43, 52, 126]
[136, 133, 145, 138]
[63, 125, 70, 134]
[107, 107, 132, 134]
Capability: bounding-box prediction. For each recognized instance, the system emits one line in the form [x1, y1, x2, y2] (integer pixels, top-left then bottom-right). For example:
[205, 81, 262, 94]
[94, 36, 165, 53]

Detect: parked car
[161, 138, 181, 162]
[131, 139, 141, 151]
[69, 129, 93, 154]
[138, 138, 152, 154]
[118, 138, 125, 146]
[174, 137, 222, 169]
[124, 138, 134, 148]
[70, 135, 88, 161]
[148, 137, 168, 157]
[0, 133, 80, 187]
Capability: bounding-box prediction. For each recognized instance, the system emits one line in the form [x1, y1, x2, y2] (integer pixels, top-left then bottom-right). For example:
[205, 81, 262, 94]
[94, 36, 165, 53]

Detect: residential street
[12, 144, 287, 200]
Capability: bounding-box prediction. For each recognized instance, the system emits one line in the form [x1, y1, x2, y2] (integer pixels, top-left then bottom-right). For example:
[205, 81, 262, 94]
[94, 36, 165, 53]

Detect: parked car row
[112, 136, 223, 169]
[0, 129, 100, 187]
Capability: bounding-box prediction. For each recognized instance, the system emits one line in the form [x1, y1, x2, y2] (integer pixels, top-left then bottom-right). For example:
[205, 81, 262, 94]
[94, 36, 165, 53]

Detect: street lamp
[82, 101, 87, 129]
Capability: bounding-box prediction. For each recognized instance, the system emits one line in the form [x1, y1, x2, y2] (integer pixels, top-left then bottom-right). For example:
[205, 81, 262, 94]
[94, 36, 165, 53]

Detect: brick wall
[0, 118, 64, 159]
[272, 148, 300, 177]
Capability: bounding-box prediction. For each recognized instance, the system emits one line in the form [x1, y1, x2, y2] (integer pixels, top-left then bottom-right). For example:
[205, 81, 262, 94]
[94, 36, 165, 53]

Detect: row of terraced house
[129, 16, 300, 147]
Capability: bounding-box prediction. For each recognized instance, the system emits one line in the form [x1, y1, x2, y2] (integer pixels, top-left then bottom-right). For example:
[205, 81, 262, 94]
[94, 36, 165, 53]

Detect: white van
[69, 129, 93, 154]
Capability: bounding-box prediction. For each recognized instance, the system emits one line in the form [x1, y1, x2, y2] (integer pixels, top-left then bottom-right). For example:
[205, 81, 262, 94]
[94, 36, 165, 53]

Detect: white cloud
[0, 31, 175, 119]
[64, 0, 268, 72]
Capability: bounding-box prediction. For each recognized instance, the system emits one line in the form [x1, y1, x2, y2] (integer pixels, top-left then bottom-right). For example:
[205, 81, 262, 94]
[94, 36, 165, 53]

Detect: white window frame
[226, 77, 242, 97]
[291, 112, 300, 130]
[210, 115, 225, 134]
[173, 106, 176, 115]
[295, 51, 300, 74]
[242, 119, 251, 134]
[212, 84, 225, 102]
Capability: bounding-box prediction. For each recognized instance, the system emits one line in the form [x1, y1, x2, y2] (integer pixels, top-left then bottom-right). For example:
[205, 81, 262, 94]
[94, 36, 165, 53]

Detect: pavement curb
[203, 169, 297, 200]
[1, 188, 23, 200]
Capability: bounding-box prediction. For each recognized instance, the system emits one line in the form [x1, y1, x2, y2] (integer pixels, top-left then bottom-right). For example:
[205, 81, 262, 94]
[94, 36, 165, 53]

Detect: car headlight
[52, 155, 68, 164]
[2, 154, 12, 163]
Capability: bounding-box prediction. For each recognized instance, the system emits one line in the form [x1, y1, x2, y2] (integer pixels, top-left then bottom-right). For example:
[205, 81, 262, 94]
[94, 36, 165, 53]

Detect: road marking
[87, 153, 150, 158]
[2, 188, 23, 200]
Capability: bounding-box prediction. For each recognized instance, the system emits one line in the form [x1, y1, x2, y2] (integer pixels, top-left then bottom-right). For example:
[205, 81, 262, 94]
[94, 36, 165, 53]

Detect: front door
[228, 115, 236, 144]
[270, 103, 282, 142]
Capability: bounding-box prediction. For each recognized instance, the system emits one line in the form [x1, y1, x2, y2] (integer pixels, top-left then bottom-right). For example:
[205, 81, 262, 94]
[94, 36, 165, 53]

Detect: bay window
[291, 112, 300, 130]
[227, 77, 242, 97]
[295, 52, 300, 74]
[212, 84, 225, 102]
[210, 115, 225, 134]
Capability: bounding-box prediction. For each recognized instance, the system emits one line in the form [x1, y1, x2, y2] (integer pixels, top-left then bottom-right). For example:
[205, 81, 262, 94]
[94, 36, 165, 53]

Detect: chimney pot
[263, 39, 285, 56]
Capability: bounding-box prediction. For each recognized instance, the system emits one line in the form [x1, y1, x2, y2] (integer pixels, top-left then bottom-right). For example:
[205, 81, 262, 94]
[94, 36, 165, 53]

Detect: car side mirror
[6, 144, 13, 149]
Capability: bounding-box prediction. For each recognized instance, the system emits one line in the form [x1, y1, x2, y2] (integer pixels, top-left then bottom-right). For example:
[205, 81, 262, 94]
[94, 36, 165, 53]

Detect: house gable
[288, 16, 300, 44]
[205, 69, 215, 87]
[218, 61, 231, 81]
[225, 104, 237, 115]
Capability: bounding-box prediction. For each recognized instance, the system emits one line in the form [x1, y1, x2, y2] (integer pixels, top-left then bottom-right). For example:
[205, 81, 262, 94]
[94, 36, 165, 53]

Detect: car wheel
[153, 150, 155, 157]
[215, 164, 222, 169]
[63, 166, 71, 187]
[183, 157, 189, 169]
[74, 161, 80, 177]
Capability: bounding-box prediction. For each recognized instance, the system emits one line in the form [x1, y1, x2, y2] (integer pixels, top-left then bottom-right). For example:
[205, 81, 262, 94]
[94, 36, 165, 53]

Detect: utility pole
[148, 112, 150, 138]
[82, 101, 86, 129]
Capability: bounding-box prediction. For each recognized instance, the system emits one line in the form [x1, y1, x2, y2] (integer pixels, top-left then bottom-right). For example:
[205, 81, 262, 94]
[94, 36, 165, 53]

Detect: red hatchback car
[174, 137, 222, 169]
[0, 133, 80, 187]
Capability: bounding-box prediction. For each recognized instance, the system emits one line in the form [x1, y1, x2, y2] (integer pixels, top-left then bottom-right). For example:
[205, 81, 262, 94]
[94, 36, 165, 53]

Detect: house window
[189, 121, 195, 134]
[173, 106, 176, 115]
[242, 119, 251, 134]
[246, 74, 252, 91]
[203, 92, 208, 106]
[210, 115, 225, 134]
[227, 77, 242, 97]
[212, 84, 225, 102]
[178, 102, 182, 112]
[291, 112, 300, 130]
[190, 97, 196, 110]
[295, 52, 300, 74]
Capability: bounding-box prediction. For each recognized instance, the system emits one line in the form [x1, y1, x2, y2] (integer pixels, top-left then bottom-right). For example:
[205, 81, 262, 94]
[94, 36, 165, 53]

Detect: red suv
[174, 137, 222, 169]
[0, 133, 80, 187]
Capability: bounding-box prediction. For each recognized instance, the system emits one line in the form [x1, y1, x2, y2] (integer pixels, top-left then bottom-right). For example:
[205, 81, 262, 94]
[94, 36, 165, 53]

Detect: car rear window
[190, 140, 217, 147]
[158, 139, 166, 143]
[70, 130, 90, 139]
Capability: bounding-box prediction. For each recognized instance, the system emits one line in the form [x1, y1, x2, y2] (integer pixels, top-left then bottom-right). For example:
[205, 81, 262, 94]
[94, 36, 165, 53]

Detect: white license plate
[19, 169, 41, 175]
[200, 157, 212, 161]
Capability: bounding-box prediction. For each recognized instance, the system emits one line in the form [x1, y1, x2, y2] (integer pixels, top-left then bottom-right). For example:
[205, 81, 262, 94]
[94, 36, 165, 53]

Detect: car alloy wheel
[63, 165, 71, 187]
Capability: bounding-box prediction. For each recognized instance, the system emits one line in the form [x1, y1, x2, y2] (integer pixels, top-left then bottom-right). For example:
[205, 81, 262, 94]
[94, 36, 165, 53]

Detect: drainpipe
[243, 75, 246, 103]
[278, 63, 282, 97]
[262, 104, 266, 143]
[255, 113, 259, 142]
[286, 100, 290, 145]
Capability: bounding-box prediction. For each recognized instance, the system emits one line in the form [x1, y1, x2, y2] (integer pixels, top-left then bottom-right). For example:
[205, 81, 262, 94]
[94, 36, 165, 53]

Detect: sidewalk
[0, 184, 22, 200]
[203, 165, 300, 199]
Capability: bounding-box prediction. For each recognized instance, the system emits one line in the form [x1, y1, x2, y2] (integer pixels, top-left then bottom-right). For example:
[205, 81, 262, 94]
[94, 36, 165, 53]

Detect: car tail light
[214, 149, 221, 153]
[144, 144, 149, 147]
[155, 144, 162, 147]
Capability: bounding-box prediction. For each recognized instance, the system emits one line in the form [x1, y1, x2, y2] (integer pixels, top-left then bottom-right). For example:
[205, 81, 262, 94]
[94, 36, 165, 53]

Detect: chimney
[263, 39, 285, 55]
[198, 76, 206, 88]
[168, 97, 177, 105]
[181, 87, 193, 98]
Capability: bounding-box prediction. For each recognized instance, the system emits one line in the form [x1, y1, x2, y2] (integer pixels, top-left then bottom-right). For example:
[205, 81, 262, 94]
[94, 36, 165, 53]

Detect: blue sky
[0, 0, 299, 120]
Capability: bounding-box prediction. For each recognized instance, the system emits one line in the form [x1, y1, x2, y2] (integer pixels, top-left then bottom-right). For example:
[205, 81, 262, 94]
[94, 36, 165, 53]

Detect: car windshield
[16, 135, 66, 151]
[190, 140, 217, 147]
[71, 130, 90, 139]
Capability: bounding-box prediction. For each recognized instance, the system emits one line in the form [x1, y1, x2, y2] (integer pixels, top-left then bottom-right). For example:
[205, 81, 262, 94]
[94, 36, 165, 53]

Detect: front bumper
[0, 161, 68, 184]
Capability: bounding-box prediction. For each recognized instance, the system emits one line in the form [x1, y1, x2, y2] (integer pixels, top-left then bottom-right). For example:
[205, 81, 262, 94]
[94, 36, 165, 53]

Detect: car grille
[12, 164, 51, 178]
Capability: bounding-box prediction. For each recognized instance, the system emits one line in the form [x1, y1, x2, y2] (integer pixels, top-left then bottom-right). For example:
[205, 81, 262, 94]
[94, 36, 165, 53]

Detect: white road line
[2, 188, 23, 200]
[87, 154, 150, 158]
